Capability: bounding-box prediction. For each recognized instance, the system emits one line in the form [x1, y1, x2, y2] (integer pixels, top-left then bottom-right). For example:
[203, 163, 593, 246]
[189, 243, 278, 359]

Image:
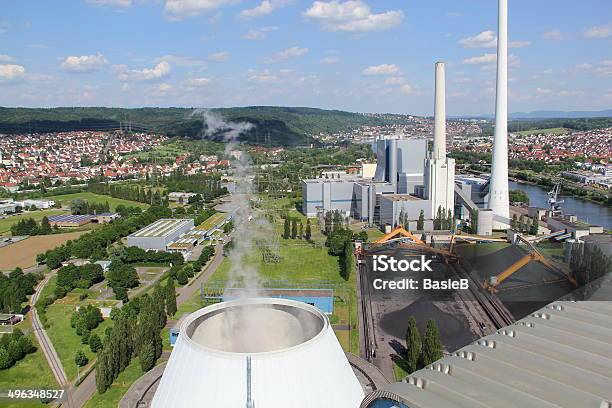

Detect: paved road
[30, 271, 78, 407]
[176, 243, 223, 304]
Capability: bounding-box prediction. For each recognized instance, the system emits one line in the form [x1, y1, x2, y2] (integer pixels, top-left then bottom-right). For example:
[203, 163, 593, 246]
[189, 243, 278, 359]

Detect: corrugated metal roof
[362, 300, 612, 408]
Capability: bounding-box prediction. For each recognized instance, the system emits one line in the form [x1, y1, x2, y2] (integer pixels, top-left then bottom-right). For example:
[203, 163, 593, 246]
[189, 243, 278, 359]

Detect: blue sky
[0, 0, 610, 115]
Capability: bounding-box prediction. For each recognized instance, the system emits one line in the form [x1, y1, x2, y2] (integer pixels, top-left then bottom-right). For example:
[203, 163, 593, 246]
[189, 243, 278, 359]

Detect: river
[509, 180, 612, 230]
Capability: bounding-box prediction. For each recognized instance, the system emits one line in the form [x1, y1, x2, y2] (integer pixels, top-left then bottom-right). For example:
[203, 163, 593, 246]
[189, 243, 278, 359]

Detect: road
[68, 243, 225, 408]
[30, 271, 77, 407]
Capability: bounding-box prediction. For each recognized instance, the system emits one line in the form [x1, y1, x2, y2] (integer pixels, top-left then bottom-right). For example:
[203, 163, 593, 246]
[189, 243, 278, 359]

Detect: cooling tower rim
[180, 297, 330, 357]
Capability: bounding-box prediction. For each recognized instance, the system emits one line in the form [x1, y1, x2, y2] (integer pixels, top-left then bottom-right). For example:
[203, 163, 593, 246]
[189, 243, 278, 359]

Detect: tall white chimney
[433, 62, 446, 160]
[488, 0, 510, 229]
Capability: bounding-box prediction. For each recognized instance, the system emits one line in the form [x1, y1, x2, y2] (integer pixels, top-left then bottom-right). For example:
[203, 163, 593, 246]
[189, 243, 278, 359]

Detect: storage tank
[152, 298, 365, 408]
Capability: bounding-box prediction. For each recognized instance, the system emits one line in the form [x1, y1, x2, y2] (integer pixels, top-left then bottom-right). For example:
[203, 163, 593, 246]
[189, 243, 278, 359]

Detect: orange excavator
[482, 234, 577, 293]
[367, 226, 457, 262]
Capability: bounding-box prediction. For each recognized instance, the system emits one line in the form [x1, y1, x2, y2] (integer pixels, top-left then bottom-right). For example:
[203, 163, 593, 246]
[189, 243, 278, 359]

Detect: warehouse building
[48, 214, 93, 228]
[127, 218, 195, 251]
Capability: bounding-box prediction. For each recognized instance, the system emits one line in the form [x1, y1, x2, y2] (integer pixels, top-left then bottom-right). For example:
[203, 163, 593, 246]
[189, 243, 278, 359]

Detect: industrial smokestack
[488, 0, 510, 228]
[433, 62, 446, 160]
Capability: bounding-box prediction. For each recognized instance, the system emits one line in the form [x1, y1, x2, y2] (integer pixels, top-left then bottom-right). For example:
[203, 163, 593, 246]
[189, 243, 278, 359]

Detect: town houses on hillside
[0, 131, 230, 191]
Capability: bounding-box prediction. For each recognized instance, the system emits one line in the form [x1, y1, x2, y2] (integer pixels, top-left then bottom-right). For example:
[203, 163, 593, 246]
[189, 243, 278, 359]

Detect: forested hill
[0, 106, 403, 146]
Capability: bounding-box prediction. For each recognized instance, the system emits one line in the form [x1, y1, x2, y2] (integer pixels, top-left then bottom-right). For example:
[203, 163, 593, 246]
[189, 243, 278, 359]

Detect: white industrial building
[152, 298, 365, 408]
[126, 218, 195, 251]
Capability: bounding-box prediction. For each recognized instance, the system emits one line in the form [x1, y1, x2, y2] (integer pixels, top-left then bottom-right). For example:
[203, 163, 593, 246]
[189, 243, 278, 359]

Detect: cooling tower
[152, 298, 365, 408]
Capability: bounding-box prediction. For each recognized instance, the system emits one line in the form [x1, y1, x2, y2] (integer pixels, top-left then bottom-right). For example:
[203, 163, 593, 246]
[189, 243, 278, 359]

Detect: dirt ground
[0, 231, 87, 270]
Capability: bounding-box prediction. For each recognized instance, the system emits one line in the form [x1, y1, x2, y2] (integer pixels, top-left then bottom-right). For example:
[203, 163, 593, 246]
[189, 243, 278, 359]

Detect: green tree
[18, 336, 35, 354]
[165, 278, 177, 317]
[139, 341, 156, 372]
[298, 222, 303, 238]
[89, 333, 102, 353]
[341, 240, 353, 280]
[40, 216, 52, 234]
[529, 215, 539, 235]
[0, 348, 13, 369]
[7, 340, 24, 362]
[75, 350, 89, 367]
[511, 214, 518, 229]
[176, 269, 188, 285]
[291, 219, 298, 239]
[417, 210, 425, 231]
[283, 218, 290, 239]
[422, 320, 443, 366]
[305, 219, 312, 241]
[405, 316, 421, 373]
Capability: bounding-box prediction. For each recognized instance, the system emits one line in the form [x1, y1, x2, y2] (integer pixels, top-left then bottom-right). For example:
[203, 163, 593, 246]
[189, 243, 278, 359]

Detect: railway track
[30, 273, 74, 407]
[454, 262, 515, 328]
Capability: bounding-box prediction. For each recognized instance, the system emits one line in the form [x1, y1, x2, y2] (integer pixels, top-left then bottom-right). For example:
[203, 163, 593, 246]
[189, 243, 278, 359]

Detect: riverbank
[509, 172, 610, 208]
[508, 180, 612, 230]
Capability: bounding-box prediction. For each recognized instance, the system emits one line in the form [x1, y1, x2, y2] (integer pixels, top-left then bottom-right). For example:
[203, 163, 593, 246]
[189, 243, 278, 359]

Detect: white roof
[152, 298, 364, 408]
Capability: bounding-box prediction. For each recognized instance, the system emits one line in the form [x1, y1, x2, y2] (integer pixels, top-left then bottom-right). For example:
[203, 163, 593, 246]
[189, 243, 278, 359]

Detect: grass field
[0, 209, 66, 236]
[196, 212, 226, 230]
[44, 192, 149, 210]
[0, 231, 88, 270]
[208, 198, 360, 353]
[513, 127, 568, 136]
[0, 320, 58, 408]
[44, 299, 111, 381]
[123, 140, 188, 162]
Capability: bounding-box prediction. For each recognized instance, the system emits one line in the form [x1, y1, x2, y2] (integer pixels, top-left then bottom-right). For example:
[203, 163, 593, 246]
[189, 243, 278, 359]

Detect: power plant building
[302, 62, 456, 230]
[126, 218, 195, 251]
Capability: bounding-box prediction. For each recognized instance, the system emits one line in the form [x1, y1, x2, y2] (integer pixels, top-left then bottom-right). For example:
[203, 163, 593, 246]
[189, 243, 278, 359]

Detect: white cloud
[303, 0, 403, 33]
[114, 61, 171, 81]
[239, 0, 292, 19]
[247, 69, 279, 83]
[459, 30, 530, 48]
[164, 0, 239, 19]
[384, 76, 404, 85]
[0, 54, 14, 62]
[596, 60, 612, 76]
[462, 53, 520, 69]
[0, 64, 26, 81]
[320, 55, 339, 64]
[86, 0, 132, 7]
[459, 30, 497, 48]
[536, 87, 584, 97]
[399, 83, 413, 95]
[575, 63, 593, 70]
[462, 53, 497, 65]
[155, 54, 206, 67]
[208, 51, 230, 62]
[362, 63, 399, 76]
[156, 83, 172, 92]
[242, 26, 278, 40]
[266, 46, 308, 62]
[61, 53, 108, 72]
[185, 77, 212, 87]
[584, 23, 612, 39]
[510, 41, 531, 48]
[543, 29, 564, 40]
